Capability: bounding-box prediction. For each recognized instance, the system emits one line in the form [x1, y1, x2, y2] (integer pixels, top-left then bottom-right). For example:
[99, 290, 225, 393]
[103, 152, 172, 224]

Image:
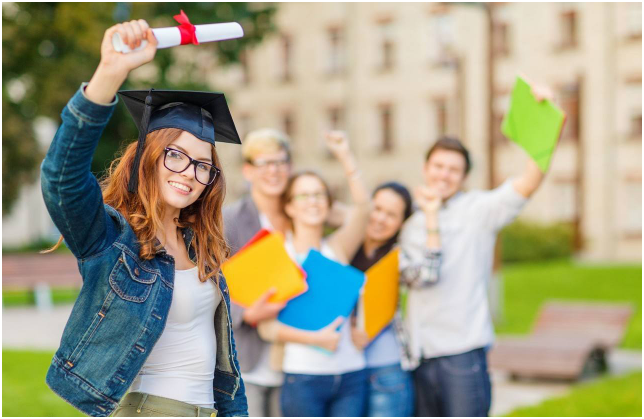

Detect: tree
[2, 2, 276, 212]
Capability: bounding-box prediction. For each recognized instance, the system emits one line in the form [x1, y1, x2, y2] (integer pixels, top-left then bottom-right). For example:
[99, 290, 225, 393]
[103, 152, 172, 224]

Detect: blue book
[278, 249, 366, 331]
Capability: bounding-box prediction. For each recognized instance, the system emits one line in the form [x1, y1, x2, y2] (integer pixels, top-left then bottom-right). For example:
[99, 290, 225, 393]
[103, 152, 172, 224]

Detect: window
[433, 98, 448, 138]
[626, 2, 642, 39]
[430, 12, 457, 67]
[379, 104, 394, 152]
[327, 27, 345, 75]
[631, 112, 642, 139]
[493, 22, 510, 57]
[325, 107, 345, 158]
[559, 8, 578, 49]
[377, 20, 395, 71]
[492, 5, 511, 57]
[328, 106, 344, 131]
[280, 34, 293, 82]
[282, 111, 295, 141]
[559, 83, 580, 141]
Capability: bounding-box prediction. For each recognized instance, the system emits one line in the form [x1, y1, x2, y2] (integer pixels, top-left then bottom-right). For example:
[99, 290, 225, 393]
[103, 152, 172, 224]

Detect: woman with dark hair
[40, 21, 247, 417]
[350, 182, 442, 417]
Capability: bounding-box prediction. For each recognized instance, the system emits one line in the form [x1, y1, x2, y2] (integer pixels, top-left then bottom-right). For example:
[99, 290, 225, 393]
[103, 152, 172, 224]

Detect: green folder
[501, 76, 566, 172]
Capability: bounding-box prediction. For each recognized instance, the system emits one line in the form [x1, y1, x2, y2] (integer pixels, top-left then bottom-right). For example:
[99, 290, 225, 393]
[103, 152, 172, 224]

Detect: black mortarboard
[118, 89, 241, 193]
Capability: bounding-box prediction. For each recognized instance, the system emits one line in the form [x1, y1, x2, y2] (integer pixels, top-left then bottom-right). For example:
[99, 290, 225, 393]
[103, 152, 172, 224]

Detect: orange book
[222, 229, 307, 308]
[359, 249, 400, 340]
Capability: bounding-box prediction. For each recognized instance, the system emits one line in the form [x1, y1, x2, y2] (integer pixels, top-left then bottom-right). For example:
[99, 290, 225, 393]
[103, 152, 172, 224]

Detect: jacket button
[134, 267, 140, 276]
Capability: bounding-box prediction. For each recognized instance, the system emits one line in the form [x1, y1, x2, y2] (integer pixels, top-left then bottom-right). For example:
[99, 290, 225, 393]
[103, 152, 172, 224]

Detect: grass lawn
[2, 288, 80, 307]
[2, 350, 85, 417]
[497, 260, 642, 349]
[505, 371, 642, 416]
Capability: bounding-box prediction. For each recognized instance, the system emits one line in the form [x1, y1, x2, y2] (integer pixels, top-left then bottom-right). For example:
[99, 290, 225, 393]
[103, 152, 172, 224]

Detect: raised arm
[41, 21, 157, 259]
[399, 186, 442, 288]
[325, 131, 370, 263]
[512, 158, 545, 198]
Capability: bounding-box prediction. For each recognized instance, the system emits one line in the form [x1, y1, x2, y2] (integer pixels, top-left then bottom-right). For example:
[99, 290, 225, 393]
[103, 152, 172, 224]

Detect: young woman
[256, 131, 370, 416]
[40, 21, 247, 417]
[349, 182, 441, 417]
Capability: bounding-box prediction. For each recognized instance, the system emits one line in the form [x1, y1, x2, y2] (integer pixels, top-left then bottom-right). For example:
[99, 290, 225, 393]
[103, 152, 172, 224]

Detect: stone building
[207, 2, 642, 262]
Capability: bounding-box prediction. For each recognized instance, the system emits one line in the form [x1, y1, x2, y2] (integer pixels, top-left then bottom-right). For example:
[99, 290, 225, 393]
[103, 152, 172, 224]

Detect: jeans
[281, 370, 368, 417]
[366, 364, 414, 417]
[413, 347, 491, 417]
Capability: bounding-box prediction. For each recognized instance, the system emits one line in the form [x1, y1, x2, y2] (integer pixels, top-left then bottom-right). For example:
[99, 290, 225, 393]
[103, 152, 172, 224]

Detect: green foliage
[2, 288, 80, 307]
[3, 350, 86, 416]
[2, 2, 277, 212]
[3, 237, 70, 254]
[501, 220, 574, 263]
[497, 260, 642, 349]
[504, 371, 642, 417]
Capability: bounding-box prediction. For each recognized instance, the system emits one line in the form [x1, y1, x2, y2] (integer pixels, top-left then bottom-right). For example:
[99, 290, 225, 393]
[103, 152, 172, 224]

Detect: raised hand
[85, 20, 158, 104]
[325, 131, 352, 162]
[101, 20, 158, 76]
[414, 185, 442, 215]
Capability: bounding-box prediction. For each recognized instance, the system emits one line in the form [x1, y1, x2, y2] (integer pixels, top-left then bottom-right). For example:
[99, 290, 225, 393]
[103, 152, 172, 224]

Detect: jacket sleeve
[40, 84, 119, 260]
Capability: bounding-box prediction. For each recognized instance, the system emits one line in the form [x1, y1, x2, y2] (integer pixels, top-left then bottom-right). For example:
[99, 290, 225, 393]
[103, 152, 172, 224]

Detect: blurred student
[350, 182, 441, 417]
[400, 84, 557, 417]
[258, 131, 371, 417]
[223, 128, 292, 417]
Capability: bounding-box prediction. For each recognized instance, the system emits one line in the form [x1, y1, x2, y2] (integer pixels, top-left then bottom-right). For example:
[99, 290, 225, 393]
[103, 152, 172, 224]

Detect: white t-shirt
[281, 239, 366, 375]
[129, 266, 221, 408]
[241, 212, 285, 387]
[399, 179, 527, 360]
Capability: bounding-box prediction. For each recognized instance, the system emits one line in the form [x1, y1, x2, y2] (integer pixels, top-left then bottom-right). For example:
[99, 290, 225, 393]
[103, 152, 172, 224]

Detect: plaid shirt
[396, 247, 442, 370]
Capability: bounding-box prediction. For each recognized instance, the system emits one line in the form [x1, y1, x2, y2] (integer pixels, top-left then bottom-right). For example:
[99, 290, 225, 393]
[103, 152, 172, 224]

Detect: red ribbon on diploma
[174, 10, 199, 45]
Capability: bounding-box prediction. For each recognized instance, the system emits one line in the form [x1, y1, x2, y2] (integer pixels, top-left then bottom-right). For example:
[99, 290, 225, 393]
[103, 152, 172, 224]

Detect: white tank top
[281, 239, 366, 375]
[129, 266, 221, 408]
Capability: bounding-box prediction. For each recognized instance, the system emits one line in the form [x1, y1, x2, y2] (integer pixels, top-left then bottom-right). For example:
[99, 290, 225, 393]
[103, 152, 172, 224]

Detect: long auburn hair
[46, 128, 229, 284]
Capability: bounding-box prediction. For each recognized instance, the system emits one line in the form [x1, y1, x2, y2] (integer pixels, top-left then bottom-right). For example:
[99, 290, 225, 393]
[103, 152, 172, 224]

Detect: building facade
[4, 3, 641, 262]
[204, 2, 642, 262]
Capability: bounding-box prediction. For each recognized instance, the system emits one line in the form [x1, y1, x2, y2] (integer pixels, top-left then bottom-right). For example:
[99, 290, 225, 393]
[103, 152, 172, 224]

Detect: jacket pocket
[109, 251, 158, 303]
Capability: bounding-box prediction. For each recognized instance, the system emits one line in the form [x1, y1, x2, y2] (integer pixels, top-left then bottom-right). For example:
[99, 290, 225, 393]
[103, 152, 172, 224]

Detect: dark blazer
[223, 195, 266, 373]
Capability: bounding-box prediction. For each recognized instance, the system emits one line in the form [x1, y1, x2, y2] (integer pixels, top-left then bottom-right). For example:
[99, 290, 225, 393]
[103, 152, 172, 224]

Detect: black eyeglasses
[163, 147, 220, 186]
[247, 157, 291, 171]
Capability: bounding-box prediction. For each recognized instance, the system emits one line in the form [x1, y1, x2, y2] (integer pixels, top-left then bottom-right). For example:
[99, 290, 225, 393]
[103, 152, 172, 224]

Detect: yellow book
[222, 229, 307, 308]
[360, 249, 400, 340]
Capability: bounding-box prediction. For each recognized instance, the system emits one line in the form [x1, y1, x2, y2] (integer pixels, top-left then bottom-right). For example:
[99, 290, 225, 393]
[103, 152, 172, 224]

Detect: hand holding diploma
[112, 10, 243, 54]
[85, 20, 158, 105]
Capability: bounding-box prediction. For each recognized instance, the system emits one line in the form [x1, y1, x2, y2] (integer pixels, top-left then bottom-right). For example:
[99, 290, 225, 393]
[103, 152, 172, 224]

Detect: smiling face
[423, 148, 467, 201]
[157, 130, 213, 212]
[366, 188, 407, 244]
[284, 174, 331, 227]
[242, 150, 291, 197]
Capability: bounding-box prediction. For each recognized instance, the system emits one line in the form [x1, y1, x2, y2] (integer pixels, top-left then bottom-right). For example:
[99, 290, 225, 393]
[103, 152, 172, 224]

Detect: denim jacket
[40, 85, 248, 417]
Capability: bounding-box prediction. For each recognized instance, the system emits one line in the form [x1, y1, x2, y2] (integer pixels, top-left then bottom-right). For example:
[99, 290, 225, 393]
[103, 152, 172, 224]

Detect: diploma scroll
[112, 22, 244, 54]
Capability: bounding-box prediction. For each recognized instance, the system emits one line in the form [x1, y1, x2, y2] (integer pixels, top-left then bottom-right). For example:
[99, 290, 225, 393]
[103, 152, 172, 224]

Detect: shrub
[501, 220, 574, 263]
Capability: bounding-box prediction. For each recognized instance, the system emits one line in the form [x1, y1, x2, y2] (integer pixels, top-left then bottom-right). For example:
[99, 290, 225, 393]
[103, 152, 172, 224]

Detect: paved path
[3, 304, 641, 416]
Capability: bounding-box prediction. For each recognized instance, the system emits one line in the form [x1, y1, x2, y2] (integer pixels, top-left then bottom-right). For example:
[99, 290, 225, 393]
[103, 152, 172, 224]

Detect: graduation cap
[118, 89, 241, 193]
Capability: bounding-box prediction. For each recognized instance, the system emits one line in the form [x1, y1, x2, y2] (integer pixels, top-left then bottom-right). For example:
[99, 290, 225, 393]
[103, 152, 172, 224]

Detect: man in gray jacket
[223, 128, 293, 417]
